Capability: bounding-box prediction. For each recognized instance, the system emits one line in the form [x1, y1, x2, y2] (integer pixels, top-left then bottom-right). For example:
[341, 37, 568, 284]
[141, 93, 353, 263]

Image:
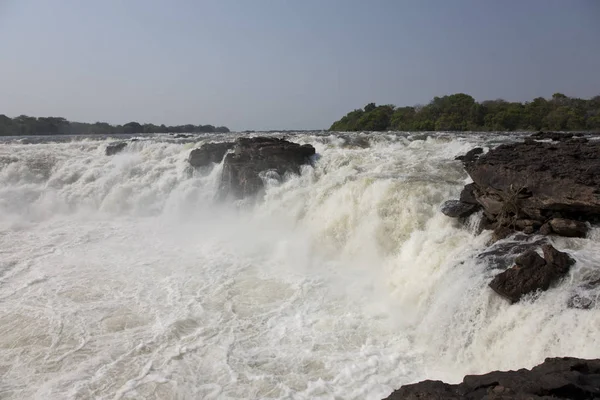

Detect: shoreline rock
[444, 132, 600, 238]
[383, 357, 600, 400]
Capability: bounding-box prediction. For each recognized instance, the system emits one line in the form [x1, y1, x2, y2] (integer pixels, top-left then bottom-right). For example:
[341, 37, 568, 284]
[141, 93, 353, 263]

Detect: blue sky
[1, 0, 599, 130]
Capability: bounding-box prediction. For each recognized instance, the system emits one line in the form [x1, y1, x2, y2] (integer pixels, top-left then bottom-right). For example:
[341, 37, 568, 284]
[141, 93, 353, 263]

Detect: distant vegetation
[329, 93, 600, 132]
[0, 115, 230, 136]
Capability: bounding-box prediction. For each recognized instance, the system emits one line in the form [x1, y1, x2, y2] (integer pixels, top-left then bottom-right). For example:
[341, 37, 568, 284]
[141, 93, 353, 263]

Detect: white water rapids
[0, 132, 599, 400]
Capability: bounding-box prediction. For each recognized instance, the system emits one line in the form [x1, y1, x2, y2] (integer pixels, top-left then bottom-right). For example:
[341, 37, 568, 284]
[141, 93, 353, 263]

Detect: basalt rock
[530, 131, 575, 141]
[488, 244, 574, 303]
[188, 142, 235, 167]
[219, 137, 315, 199]
[448, 138, 600, 238]
[455, 147, 483, 164]
[105, 142, 127, 156]
[383, 357, 600, 400]
[441, 200, 480, 218]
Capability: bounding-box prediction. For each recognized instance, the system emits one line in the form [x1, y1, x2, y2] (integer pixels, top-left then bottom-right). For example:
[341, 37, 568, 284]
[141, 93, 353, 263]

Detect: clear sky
[1, 0, 599, 130]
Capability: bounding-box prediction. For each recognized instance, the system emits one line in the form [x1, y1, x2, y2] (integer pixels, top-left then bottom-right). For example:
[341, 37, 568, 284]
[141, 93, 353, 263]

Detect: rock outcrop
[219, 137, 315, 199]
[188, 142, 235, 167]
[105, 142, 127, 156]
[488, 244, 575, 303]
[446, 134, 600, 238]
[441, 200, 480, 218]
[383, 357, 600, 400]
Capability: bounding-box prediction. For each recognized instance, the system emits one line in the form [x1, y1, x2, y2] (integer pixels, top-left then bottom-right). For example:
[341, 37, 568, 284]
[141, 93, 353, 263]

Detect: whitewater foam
[0, 132, 598, 399]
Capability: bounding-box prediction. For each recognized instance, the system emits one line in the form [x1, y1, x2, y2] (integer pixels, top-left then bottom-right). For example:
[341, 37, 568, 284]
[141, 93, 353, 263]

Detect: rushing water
[0, 132, 599, 400]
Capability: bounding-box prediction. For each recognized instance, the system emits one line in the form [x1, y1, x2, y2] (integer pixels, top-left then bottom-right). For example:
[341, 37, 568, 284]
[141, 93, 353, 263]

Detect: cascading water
[0, 132, 598, 400]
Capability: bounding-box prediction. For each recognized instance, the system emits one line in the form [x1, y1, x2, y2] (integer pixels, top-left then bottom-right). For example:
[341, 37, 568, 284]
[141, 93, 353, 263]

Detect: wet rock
[568, 277, 600, 309]
[455, 147, 483, 164]
[106, 142, 127, 156]
[219, 137, 315, 199]
[188, 142, 235, 167]
[382, 357, 600, 400]
[548, 218, 588, 238]
[539, 222, 552, 235]
[491, 226, 515, 242]
[455, 139, 600, 237]
[460, 183, 479, 204]
[542, 244, 575, 273]
[530, 131, 574, 141]
[488, 244, 574, 303]
[441, 200, 480, 218]
[477, 236, 547, 270]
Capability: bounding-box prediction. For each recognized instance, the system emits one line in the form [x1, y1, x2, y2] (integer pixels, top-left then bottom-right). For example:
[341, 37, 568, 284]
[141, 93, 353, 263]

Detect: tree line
[0, 115, 230, 136]
[329, 93, 600, 132]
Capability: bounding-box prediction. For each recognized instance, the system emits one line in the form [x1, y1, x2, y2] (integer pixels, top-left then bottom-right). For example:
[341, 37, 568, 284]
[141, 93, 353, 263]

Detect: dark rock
[460, 183, 479, 204]
[383, 357, 600, 400]
[488, 244, 574, 303]
[173, 133, 192, 138]
[461, 139, 600, 237]
[530, 131, 574, 141]
[220, 137, 315, 199]
[548, 218, 588, 238]
[539, 222, 552, 235]
[541, 244, 575, 274]
[455, 147, 484, 164]
[188, 142, 235, 167]
[477, 236, 547, 270]
[441, 200, 480, 218]
[491, 226, 515, 242]
[106, 142, 127, 156]
[514, 250, 546, 269]
[568, 277, 600, 309]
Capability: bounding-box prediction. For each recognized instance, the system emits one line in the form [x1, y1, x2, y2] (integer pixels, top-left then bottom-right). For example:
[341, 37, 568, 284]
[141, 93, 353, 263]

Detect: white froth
[0, 133, 598, 399]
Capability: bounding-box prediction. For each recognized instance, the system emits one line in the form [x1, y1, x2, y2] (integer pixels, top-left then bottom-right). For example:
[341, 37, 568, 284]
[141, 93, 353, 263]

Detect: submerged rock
[105, 142, 127, 156]
[488, 244, 574, 303]
[383, 357, 600, 400]
[219, 137, 315, 199]
[188, 142, 235, 167]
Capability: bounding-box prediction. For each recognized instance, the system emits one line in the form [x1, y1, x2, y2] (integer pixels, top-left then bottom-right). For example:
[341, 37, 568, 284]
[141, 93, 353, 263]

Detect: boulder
[548, 218, 588, 238]
[447, 139, 600, 237]
[460, 183, 479, 204]
[441, 200, 480, 218]
[488, 244, 574, 303]
[106, 142, 127, 156]
[383, 357, 600, 400]
[219, 137, 315, 199]
[455, 147, 483, 164]
[188, 142, 235, 167]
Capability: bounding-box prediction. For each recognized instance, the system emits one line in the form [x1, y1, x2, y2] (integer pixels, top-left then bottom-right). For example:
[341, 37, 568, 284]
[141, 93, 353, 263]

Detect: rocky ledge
[443, 132, 600, 239]
[442, 133, 600, 306]
[384, 357, 600, 400]
[188, 137, 315, 199]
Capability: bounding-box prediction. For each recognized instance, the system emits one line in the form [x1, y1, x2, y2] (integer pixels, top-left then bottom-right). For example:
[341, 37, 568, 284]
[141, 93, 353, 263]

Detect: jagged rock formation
[219, 137, 315, 199]
[383, 357, 600, 400]
[105, 142, 127, 156]
[488, 244, 575, 303]
[188, 142, 235, 167]
[443, 133, 600, 238]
